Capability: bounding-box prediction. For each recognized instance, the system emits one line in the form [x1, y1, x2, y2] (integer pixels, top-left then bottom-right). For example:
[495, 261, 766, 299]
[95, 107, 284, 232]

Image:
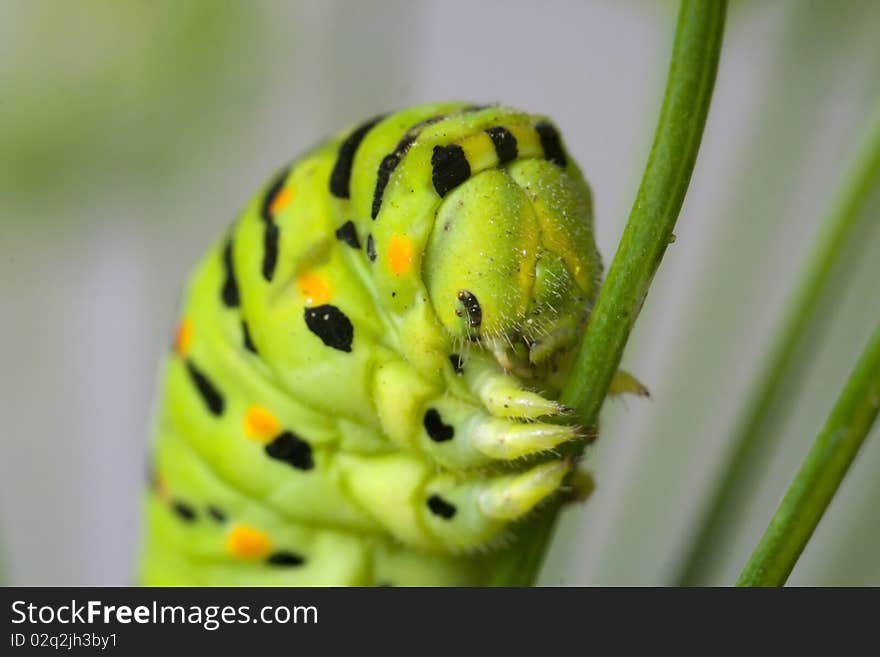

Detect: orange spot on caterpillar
[174, 318, 193, 357]
[226, 524, 272, 560]
[388, 234, 414, 276]
[296, 272, 332, 305]
[269, 186, 296, 216]
[155, 473, 170, 502]
[243, 405, 281, 443]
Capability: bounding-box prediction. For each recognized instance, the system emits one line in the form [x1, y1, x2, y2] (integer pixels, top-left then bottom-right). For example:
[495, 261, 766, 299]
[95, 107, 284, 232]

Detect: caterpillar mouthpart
[526, 314, 581, 365]
[424, 160, 597, 373]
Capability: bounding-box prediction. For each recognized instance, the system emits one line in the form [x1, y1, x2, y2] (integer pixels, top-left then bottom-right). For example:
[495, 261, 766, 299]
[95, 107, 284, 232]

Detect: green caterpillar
[139, 102, 603, 586]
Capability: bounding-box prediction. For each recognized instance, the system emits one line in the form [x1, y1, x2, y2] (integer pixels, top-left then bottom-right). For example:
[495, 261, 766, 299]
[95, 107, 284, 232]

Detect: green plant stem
[676, 107, 880, 585]
[488, 0, 727, 586]
[736, 324, 880, 586]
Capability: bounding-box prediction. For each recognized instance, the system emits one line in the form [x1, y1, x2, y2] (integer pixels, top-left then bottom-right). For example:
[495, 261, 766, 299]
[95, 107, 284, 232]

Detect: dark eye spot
[457, 290, 482, 328]
[258, 168, 289, 283]
[423, 409, 454, 442]
[448, 354, 464, 374]
[262, 222, 280, 281]
[172, 500, 197, 523]
[265, 431, 315, 471]
[485, 126, 518, 164]
[334, 220, 361, 249]
[431, 144, 471, 197]
[267, 551, 306, 567]
[535, 122, 567, 167]
[185, 360, 225, 416]
[427, 495, 457, 519]
[372, 133, 417, 219]
[242, 321, 258, 354]
[330, 115, 385, 199]
[304, 305, 354, 352]
[221, 238, 240, 307]
[207, 506, 227, 523]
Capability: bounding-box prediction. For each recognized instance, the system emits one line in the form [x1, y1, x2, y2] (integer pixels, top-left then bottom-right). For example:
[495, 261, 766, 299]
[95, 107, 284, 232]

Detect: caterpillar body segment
[141, 102, 602, 585]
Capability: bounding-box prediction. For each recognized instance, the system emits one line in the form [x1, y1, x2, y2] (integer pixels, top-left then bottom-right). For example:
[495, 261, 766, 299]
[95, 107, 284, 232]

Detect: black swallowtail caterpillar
[140, 102, 603, 585]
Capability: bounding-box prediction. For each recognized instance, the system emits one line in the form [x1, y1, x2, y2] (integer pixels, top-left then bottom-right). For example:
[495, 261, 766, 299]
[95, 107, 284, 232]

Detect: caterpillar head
[424, 157, 601, 377]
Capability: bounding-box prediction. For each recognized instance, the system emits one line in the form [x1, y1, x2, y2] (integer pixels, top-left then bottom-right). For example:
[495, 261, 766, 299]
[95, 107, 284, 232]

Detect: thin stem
[737, 324, 880, 586]
[489, 0, 727, 586]
[676, 107, 880, 585]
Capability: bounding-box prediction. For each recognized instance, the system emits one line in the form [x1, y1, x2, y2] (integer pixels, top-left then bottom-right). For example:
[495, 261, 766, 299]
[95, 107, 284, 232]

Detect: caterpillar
[139, 102, 603, 586]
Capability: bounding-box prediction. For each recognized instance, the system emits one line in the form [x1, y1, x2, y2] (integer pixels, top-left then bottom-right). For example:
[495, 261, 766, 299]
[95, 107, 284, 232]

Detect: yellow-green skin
[140, 102, 602, 586]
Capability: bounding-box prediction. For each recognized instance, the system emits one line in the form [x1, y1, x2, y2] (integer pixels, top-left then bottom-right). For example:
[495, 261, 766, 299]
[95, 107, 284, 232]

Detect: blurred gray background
[1, 0, 879, 585]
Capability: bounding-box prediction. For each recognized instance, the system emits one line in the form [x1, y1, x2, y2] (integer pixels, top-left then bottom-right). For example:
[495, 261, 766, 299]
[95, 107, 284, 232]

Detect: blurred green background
[1, 0, 879, 585]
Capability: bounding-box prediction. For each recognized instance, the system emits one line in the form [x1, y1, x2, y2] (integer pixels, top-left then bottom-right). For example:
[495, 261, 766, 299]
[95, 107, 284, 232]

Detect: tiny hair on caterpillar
[140, 102, 608, 586]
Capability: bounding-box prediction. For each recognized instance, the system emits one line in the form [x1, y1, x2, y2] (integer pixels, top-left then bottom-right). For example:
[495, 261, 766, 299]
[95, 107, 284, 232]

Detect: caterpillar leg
[373, 359, 579, 469]
[340, 452, 570, 552]
[422, 460, 571, 551]
[456, 352, 569, 419]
